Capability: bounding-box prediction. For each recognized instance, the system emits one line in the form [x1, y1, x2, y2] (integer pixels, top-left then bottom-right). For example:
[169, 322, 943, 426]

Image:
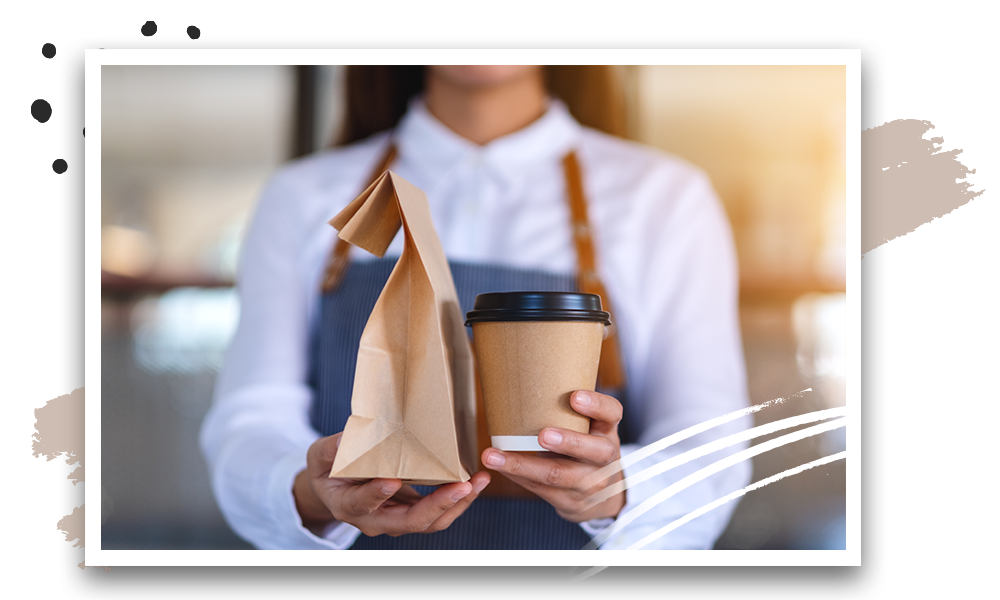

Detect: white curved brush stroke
[571, 450, 848, 581]
[629, 450, 848, 550]
[585, 416, 847, 549]
[578, 388, 812, 492]
[566, 567, 607, 583]
[583, 407, 846, 508]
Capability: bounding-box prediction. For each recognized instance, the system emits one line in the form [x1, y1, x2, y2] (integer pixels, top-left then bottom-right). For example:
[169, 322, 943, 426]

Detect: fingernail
[335, 435, 342, 449]
[451, 488, 470, 502]
[473, 479, 488, 494]
[484, 451, 505, 468]
[542, 429, 563, 446]
[575, 391, 592, 407]
[381, 482, 395, 495]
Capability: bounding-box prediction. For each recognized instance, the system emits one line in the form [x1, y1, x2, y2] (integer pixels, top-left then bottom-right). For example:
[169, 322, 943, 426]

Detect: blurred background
[101, 65, 846, 550]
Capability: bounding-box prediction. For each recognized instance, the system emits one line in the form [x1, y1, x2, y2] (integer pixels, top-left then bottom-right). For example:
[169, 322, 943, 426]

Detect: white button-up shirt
[200, 98, 752, 550]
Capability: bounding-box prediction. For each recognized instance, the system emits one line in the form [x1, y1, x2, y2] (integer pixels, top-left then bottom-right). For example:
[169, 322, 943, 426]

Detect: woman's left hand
[481, 390, 625, 522]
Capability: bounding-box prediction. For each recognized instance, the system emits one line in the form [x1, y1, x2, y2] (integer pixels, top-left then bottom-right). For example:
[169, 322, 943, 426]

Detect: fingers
[480, 443, 624, 521]
[333, 477, 402, 521]
[425, 472, 491, 533]
[482, 448, 591, 493]
[386, 484, 424, 504]
[310, 432, 491, 537]
[488, 468, 592, 522]
[570, 391, 622, 436]
[390, 480, 474, 535]
[342, 477, 486, 537]
[538, 427, 619, 466]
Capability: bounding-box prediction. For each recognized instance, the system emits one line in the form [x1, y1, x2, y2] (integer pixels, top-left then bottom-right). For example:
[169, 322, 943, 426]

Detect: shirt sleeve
[199, 170, 362, 550]
[584, 165, 753, 550]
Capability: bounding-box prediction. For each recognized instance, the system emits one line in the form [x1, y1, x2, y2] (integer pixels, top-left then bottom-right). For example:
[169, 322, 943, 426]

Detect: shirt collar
[394, 96, 581, 190]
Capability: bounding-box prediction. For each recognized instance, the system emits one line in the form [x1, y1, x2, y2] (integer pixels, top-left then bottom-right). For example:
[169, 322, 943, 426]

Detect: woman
[200, 65, 752, 550]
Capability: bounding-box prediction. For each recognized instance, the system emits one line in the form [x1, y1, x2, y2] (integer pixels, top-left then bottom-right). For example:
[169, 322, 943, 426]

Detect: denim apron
[307, 147, 630, 549]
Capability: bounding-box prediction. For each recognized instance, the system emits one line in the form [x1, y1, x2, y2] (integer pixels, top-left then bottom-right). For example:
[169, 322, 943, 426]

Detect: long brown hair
[333, 66, 627, 147]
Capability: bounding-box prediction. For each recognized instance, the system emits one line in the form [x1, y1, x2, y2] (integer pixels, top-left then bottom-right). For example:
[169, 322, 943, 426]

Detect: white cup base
[491, 435, 544, 451]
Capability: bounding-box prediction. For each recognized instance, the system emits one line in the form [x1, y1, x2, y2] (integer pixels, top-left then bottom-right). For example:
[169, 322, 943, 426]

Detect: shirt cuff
[579, 516, 615, 540]
[574, 442, 640, 548]
[266, 447, 362, 550]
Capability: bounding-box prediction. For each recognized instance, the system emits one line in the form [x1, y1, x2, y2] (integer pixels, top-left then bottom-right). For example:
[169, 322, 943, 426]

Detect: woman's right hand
[293, 432, 491, 538]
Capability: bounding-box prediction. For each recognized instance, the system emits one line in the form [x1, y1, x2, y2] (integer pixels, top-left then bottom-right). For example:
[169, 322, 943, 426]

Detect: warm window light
[101, 224, 156, 277]
[815, 189, 847, 286]
[792, 292, 846, 406]
[792, 292, 847, 456]
[131, 287, 240, 374]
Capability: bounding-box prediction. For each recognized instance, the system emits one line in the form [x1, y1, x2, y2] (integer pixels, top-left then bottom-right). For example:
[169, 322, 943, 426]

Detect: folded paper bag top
[327, 171, 477, 486]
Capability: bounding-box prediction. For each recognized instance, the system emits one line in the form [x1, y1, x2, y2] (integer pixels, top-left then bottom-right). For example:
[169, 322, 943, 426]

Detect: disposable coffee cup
[465, 292, 611, 451]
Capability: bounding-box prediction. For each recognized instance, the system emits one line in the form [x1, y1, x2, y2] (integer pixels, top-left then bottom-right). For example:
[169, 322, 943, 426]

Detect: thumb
[337, 478, 403, 518]
[308, 432, 344, 474]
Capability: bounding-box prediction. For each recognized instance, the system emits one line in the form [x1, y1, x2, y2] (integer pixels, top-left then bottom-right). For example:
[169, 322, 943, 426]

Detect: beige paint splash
[56, 505, 108, 571]
[862, 119, 984, 254]
[32, 388, 107, 570]
[57, 505, 85, 548]
[32, 388, 85, 484]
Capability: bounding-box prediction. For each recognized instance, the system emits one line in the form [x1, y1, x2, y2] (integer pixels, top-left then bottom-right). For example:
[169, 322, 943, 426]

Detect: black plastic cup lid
[465, 292, 611, 326]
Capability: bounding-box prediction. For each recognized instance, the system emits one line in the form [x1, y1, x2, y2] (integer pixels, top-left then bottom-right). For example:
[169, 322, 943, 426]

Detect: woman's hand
[294, 433, 491, 537]
[480, 390, 625, 522]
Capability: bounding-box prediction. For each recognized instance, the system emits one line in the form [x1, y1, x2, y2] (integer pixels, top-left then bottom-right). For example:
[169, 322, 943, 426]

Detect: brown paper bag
[327, 171, 477, 485]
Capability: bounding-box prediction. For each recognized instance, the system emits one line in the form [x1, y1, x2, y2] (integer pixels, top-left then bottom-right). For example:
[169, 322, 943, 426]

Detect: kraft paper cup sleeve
[471, 318, 603, 449]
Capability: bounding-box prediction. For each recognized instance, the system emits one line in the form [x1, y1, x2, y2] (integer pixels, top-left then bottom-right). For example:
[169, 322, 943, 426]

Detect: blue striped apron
[308, 259, 629, 549]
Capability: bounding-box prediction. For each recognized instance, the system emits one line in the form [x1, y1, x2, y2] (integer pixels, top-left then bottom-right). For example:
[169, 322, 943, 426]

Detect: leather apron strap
[561, 153, 627, 390]
[319, 143, 627, 497]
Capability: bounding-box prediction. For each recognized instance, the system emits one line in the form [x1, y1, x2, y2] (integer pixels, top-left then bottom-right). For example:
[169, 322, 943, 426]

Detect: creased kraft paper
[328, 171, 476, 485]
